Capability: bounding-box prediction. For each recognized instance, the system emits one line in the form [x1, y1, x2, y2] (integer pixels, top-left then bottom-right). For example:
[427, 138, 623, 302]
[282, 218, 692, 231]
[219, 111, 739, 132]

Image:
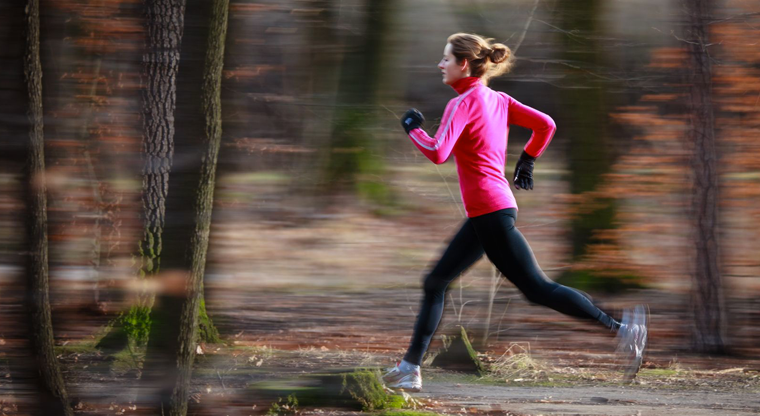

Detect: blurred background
[1, 0, 759, 414]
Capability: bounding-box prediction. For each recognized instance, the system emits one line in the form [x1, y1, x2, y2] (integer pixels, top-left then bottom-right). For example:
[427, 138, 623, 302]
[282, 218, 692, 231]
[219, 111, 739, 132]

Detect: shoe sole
[387, 385, 421, 393]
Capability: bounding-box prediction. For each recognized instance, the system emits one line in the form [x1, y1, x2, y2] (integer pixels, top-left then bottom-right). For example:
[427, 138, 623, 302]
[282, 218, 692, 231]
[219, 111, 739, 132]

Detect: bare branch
[511, 0, 540, 56]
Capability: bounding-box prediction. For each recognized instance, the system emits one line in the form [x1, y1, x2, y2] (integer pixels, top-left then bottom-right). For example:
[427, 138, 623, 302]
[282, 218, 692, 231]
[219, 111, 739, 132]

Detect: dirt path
[420, 381, 759, 416]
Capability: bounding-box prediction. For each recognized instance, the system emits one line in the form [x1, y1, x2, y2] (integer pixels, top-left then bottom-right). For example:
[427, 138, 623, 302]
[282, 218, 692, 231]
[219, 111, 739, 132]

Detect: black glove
[401, 108, 425, 134]
[513, 150, 536, 190]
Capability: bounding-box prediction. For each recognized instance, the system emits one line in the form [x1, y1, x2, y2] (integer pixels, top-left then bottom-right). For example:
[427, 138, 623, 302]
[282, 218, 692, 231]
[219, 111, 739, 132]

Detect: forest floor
[3, 284, 758, 416]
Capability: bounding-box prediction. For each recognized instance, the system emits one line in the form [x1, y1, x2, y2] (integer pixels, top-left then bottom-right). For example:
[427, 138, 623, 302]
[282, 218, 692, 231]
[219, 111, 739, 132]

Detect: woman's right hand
[401, 108, 425, 134]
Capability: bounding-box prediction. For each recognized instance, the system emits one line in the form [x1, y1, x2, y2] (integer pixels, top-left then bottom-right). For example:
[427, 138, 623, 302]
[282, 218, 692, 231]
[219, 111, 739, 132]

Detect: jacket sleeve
[407, 97, 469, 164]
[507, 95, 557, 158]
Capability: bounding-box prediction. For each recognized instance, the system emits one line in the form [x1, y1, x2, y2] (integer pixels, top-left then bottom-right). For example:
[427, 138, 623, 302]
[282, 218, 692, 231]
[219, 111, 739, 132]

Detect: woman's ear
[461, 59, 470, 76]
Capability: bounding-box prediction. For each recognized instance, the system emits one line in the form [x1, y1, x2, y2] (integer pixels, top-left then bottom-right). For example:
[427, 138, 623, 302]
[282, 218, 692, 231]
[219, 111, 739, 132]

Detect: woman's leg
[470, 208, 619, 330]
[402, 219, 485, 366]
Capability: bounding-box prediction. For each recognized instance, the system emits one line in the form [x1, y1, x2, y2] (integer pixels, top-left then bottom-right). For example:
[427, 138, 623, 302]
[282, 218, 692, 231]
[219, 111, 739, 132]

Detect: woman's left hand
[513, 150, 536, 190]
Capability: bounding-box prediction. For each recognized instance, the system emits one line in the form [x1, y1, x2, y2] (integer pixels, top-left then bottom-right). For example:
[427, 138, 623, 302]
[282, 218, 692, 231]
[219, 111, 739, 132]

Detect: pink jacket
[407, 76, 556, 217]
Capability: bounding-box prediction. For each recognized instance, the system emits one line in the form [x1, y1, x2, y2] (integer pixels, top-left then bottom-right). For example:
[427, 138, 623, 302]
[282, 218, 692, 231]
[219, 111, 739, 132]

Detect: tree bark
[191, 0, 229, 346]
[139, 0, 187, 277]
[118, 0, 188, 348]
[21, 0, 73, 414]
[172, 0, 230, 411]
[105, 0, 220, 350]
[140, 0, 229, 413]
[685, 0, 725, 354]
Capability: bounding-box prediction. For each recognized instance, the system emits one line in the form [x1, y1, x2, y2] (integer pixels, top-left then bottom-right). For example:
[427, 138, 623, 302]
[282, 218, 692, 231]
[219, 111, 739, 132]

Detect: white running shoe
[381, 363, 422, 392]
[615, 304, 649, 381]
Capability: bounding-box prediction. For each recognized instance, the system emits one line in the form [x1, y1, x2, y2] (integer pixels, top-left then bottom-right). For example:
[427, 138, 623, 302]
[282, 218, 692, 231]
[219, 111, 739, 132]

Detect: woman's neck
[450, 76, 481, 94]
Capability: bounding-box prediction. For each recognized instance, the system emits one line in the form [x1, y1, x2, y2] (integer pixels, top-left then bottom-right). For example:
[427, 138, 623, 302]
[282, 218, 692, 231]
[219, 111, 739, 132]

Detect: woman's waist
[461, 191, 517, 218]
[457, 170, 510, 191]
[458, 178, 512, 202]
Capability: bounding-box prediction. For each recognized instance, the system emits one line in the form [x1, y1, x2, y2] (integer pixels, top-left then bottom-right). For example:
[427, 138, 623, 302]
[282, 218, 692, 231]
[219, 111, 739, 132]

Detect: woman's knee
[518, 279, 558, 305]
[423, 273, 450, 297]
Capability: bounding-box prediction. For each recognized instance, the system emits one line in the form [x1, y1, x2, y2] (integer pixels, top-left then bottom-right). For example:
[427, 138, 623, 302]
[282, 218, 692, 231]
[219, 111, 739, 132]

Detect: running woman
[383, 33, 648, 392]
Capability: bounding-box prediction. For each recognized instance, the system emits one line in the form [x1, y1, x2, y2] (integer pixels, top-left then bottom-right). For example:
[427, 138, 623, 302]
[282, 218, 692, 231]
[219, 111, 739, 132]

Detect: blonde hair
[447, 33, 514, 84]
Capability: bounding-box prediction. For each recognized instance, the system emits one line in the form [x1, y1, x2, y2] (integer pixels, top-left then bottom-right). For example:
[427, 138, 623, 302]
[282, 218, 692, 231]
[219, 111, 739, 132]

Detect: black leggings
[403, 208, 618, 366]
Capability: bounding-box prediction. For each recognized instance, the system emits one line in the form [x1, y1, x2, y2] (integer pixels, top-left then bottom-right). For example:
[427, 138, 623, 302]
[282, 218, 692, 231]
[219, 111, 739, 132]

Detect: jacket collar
[450, 76, 482, 95]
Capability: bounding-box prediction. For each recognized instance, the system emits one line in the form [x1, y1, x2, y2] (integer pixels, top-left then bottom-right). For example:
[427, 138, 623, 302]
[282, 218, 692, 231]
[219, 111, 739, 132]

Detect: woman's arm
[507, 95, 556, 158]
[405, 97, 470, 164]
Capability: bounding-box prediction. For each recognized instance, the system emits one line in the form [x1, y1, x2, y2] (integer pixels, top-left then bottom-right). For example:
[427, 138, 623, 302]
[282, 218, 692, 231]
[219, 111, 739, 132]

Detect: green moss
[250, 368, 407, 411]
[268, 394, 299, 415]
[383, 394, 407, 410]
[198, 298, 221, 344]
[340, 369, 390, 411]
[639, 368, 683, 377]
[99, 295, 219, 355]
[375, 411, 445, 416]
[459, 326, 485, 374]
[121, 304, 152, 346]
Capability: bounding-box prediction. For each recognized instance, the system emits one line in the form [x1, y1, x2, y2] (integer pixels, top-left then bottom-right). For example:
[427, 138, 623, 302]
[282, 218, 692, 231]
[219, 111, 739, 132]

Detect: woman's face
[438, 43, 469, 85]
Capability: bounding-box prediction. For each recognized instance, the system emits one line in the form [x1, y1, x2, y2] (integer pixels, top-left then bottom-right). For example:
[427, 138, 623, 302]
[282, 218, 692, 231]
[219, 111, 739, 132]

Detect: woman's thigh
[425, 219, 485, 291]
[470, 209, 553, 291]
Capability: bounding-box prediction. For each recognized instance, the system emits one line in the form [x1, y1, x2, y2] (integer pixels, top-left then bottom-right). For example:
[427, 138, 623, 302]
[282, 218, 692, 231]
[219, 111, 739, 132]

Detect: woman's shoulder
[477, 88, 514, 108]
[493, 89, 513, 101]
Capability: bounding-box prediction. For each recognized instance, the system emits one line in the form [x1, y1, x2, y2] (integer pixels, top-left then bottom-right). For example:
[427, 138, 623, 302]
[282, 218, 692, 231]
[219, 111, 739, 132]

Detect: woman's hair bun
[488, 43, 510, 64]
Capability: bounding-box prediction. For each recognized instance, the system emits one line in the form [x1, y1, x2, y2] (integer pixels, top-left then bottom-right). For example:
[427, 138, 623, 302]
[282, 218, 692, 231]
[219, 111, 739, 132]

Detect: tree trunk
[322, 0, 395, 204]
[104, 0, 219, 349]
[138, 0, 186, 277]
[119, 0, 188, 347]
[289, 0, 340, 202]
[21, 0, 73, 414]
[554, 0, 621, 292]
[140, 0, 229, 413]
[172, 0, 230, 410]
[191, 0, 229, 344]
[685, 0, 725, 354]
